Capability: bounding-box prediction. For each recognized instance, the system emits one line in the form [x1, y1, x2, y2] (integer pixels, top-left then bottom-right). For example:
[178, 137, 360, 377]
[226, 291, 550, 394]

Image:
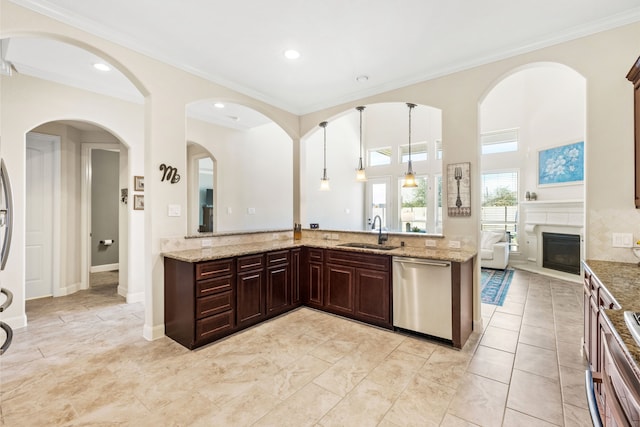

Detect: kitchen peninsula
[163, 232, 476, 351]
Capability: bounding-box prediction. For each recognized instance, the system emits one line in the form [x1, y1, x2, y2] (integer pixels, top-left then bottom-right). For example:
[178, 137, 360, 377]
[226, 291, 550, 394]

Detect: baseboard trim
[125, 291, 144, 304]
[90, 263, 119, 273]
[143, 323, 165, 341]
[3, 313, 27, 329]
[53, 283, 80, 297]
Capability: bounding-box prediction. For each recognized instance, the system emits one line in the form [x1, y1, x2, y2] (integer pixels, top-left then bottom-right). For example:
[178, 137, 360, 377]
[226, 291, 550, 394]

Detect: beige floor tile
[439, 413, 481, 426]
[365, 349, 427, 394]
[518, 323, 556, 350]
[253, 382, 341, 427]
[318, 379, 397, 427]
[563, 402, 593, 426]
[560, 365, 589, 409]
[417, 346, 471, 389]
[394, 335, 438, 358]
[507, 368, 564, 425]
[480, 325, 519, 353]
[447, 372, 509, 427]
[495, 300, 525, 316]
[255, 353, 332, 400]
[204, 384, 282, 426]
[487, 311, 522, 332]
[557, 339, 588, 370]
[514, 342, 559, 380]
[502, 408, 558, 426]
[312, 353, 376, 397]
[467, 344, 514, 384]
[383, 374, 456, 426]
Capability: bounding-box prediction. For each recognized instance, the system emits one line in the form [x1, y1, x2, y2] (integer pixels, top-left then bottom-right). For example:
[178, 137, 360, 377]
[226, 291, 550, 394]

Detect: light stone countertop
[163, 238, 477, 264]
[583, 260, 640, 378]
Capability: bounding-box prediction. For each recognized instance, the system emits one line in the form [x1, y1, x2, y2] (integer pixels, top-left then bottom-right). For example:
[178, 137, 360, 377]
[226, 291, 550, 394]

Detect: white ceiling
[5, 0, 640, 128]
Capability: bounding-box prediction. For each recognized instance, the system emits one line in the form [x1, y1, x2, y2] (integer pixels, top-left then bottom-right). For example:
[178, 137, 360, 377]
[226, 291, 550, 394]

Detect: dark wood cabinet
[266, 250, 290, 316]
[303, 248, 324, 308]
[236, 254, 265, 328]
[627, 55, 640, 208]
[325, 263, 355, 315]
[164, 257, 235, 349]
[355, 269, 390, 326]
[324, 249, 391, 329]
[290, 248, 301, 306]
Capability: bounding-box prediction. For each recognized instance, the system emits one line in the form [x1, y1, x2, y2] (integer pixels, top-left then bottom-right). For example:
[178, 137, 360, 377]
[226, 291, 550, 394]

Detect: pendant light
[319, 121, 330, 191]
[402, 103, 418, 188]
[355, 106, 367, 182]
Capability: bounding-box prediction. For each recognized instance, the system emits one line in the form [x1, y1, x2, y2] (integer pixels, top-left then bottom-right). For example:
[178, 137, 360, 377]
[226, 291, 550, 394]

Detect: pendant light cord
[407, 103, 416, 172]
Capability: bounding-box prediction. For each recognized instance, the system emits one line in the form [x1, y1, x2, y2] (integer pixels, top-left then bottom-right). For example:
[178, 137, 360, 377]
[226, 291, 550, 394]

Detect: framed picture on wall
[538, 141, 584, 187]
[133, 194, 144, 210]
[447, 162, 471, 217]
[134, 175, 144, 191]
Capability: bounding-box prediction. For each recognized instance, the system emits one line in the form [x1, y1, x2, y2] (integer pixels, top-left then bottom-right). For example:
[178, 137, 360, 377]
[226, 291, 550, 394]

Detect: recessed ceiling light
[284, 49, 301, 60]
[355, 75, 369, 83]
[214, 102, 225, 108]
[93, 63, 111, 72]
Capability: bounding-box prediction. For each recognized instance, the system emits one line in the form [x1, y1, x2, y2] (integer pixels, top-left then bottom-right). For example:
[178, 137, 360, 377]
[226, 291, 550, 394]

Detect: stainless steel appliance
[392, 256, 452, 340]
[0, 158, 14, 355]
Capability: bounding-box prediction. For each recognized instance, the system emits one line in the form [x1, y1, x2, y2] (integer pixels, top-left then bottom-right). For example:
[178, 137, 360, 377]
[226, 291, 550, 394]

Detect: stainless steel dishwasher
[392, 256, 452, 340]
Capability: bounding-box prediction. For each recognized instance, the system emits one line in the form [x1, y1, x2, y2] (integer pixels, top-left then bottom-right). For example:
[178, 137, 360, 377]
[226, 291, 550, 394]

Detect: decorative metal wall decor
[447, 162, 471, 217]
[159, 163, 180, 183]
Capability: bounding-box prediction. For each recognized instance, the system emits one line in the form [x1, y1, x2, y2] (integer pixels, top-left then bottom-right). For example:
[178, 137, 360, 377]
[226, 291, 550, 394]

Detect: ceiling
[4, 0, 640, 128]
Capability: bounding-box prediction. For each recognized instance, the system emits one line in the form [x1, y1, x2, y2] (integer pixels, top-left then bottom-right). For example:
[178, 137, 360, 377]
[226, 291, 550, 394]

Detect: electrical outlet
[425, 240, 437, 247]
[448, 240, 461, 249]
[247, 207, 256, 215]
[201, 239, 212, 248]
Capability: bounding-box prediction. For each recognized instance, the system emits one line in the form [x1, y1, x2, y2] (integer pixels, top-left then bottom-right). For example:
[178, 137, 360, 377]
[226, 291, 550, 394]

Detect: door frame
[25, 132, 61, 298]
[80, 143, 120, 290]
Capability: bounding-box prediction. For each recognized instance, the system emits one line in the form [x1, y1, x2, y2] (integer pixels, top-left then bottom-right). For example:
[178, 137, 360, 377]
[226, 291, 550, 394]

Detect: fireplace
[542, 232, 581, 275]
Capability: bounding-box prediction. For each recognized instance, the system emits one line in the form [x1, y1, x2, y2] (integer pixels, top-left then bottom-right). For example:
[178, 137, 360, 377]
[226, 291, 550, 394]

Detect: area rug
[481, 268, 514, 306]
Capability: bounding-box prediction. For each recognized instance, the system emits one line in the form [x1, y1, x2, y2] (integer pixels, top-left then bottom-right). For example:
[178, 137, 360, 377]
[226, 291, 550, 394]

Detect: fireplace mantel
[518, 199, 584, 278]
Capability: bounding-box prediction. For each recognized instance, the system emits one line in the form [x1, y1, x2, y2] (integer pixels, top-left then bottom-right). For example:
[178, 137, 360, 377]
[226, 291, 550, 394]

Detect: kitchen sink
[338, 242, 398, 251]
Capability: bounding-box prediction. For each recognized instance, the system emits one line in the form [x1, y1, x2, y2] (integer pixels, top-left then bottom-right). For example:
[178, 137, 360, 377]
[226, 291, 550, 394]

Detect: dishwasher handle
[393, 257, 450, 267]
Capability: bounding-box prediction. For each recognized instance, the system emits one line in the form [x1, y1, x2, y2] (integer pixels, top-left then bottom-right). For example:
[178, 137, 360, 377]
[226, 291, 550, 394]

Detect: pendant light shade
[402, 103, 418, 188]
[355, 106, 367, 182]
[319, 121, 330, 191]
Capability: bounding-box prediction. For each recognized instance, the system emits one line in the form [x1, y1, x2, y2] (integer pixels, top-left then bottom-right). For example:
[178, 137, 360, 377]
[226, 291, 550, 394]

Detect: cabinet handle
[200, 268, 230, 277]
[240, 262, 262, 270]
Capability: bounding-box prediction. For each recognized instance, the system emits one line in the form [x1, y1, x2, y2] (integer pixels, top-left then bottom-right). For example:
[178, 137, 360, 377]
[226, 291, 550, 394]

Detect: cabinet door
[237, 270, 265, 328]
[355, 269, 390, 327]
[267, 265, 290, 316]
[583, 280, 592, 365]
[291, 248, 301, 306]
[325, 263, 355, 315]
[306, 261, 324, 307]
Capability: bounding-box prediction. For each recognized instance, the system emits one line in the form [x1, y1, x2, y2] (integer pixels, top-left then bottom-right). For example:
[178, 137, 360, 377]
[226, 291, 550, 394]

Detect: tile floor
[0, 269, 591, 426]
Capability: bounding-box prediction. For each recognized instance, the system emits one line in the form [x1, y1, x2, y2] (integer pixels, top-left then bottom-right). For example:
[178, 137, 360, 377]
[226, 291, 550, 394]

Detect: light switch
[168, 204, 181, 217]
[247, 207, 256, 215]
[612, 232, 633, 248]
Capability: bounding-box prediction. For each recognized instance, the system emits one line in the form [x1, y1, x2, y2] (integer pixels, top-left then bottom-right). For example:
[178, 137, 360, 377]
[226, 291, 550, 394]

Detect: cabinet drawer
[237, 254, 265, 272]
[196, 291, 233, 319]
[267, 250, 290, 267]
[196, 311, 234, 341]
[196, 259, 234, 280]
[196, 275, 233, 297]
[307, 248, 324, 262]
[326, 249, 390, 271]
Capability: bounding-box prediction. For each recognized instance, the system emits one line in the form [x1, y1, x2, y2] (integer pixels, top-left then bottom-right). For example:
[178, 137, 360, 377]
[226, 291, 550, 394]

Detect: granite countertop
[163, 238, 477, 264]
[584, 260, 640, 378]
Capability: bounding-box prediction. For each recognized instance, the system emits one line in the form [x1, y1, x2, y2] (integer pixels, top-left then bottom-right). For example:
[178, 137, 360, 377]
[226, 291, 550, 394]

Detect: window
[367, 178, 390, 229]
[481, 171, 519, 250]
[435, 140, 443, 160]
[400, 142, 428, 162]
[481, 129, 518, 155]
[368, 147, 392, 166]
[399, 176, 428, 232]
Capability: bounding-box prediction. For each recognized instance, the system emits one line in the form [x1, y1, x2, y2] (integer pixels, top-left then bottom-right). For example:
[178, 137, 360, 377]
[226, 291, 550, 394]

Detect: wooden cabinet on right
[627, 55, 640, 208]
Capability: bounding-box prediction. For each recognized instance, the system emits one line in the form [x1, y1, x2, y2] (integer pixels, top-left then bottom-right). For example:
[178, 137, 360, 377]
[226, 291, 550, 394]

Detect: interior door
[25, 133, 58, 299]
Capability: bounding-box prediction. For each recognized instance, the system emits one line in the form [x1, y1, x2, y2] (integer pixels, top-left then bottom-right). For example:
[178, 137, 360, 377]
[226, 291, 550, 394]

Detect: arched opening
[185, 100, 293, 234]
[479, 62, 586, 280]
[302, 102, 443, 235]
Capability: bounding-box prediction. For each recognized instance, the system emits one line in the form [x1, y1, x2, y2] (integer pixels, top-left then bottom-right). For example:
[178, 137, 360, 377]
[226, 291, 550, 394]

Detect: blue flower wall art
[538, 141, 584, 186]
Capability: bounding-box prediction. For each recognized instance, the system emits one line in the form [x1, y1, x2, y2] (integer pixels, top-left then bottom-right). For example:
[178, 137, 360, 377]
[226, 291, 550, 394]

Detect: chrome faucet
[371, 215, 388, 245]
